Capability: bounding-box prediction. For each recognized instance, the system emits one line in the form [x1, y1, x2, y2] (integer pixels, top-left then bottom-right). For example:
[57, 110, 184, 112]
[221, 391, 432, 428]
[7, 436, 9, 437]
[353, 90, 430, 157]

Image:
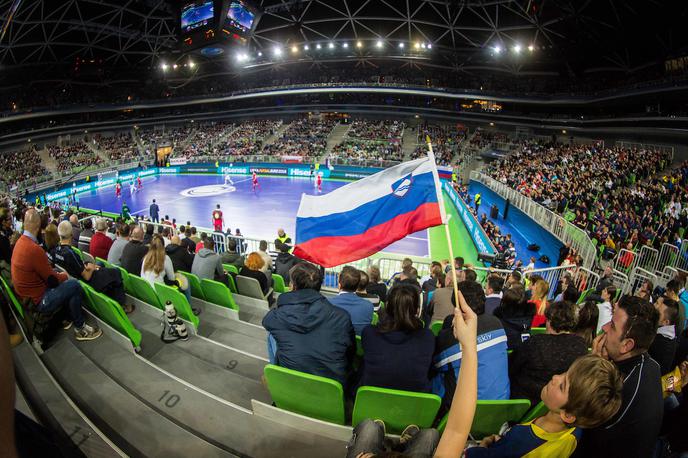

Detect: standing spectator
[165, 235, 194, 273]
[69, 214, 81, 247]
[88, 219, 113, 260]
[107, 224, 130, 266]
[530, 279, 550, 328]
[573, 295, 662, 458]
[432, 280, 510, 415]
[149, 199, 159, 223]
[11, 209, 101, 342]
[262, 262, 355, 385]
[359, 284, 434, 392]
[120, 226, 147, 275]
[366, 265, 387, 303]
[329, 266, 374, 335]
[509, 301, 589, 406]
[596, 286, 617, 333]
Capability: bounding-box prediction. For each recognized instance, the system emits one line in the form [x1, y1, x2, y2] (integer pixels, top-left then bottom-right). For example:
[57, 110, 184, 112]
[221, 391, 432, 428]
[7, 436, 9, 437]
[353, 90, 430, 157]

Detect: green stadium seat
[80, 282, 142, 350]
[226, 274, 238, 294]
[355, 335, 364, 357]
[371, 311, 379, 326]
[154, 283, 200, 328]
[272, 273, 287, 293]
[437, 399, 531, 437]
[263, 364, 346, 425]
[613, 288, 622, 302]
[530, 327, 546, 336]
[179, 271, 206, 301]
[352, 386, 441, 434]
[0, 276, 24, 318]
[116, 266, 132, 295]
[72, 247, 83, 259]
[127, 274, 162, 309]
[200, 278, 238, 311]
[520, 400, 548, 423]
[223, 264, 239, 275]
[576, 288, 595, 304]
[430, 320, 443, 336]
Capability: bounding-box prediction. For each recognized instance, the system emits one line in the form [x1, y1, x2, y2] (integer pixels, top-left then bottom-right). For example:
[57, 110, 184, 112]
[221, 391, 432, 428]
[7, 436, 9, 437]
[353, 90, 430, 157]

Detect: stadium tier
[1, 1, 687, 457]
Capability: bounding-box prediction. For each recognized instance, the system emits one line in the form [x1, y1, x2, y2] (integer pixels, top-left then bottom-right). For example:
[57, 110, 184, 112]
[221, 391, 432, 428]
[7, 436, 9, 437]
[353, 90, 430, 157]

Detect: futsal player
[129, 180, 136, 195]
[316, 173, 322, 192]
[137, 176, 142, 189]
[212, 204, 224, 232]
[115, 181, 122, 198]
[224, 173, 234, 185]
[252, 171, 259, 192]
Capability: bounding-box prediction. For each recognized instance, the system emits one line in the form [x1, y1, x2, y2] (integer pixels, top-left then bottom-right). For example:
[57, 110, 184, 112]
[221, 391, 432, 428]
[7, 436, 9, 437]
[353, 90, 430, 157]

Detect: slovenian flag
[293, 153, 447, 267]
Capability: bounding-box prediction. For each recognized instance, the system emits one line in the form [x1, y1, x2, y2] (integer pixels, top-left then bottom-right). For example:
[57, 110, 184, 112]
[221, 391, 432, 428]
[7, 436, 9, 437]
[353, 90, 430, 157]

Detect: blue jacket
[328, 291, 374, 335]
[262, 289, 355, 385]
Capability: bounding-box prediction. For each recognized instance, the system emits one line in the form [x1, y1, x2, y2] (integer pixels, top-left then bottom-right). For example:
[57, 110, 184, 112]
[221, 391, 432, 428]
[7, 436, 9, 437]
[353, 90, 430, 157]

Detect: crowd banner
[280, 155, 304, 164]
[442, 181, 496, 255]
[169, 157, 188, 165]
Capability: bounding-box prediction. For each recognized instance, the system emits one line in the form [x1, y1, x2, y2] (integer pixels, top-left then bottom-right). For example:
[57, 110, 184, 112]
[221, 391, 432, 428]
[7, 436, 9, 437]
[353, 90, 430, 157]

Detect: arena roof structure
[0, 0, 686, 82]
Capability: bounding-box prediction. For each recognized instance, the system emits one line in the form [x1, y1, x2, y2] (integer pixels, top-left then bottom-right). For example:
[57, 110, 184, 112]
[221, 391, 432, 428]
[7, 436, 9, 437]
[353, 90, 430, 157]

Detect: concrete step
[325, 122, 351, 152]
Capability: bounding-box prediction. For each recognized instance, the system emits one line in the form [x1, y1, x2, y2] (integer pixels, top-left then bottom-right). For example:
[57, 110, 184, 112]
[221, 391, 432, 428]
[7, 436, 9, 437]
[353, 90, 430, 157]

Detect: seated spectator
[649, 296, 681, 375]
[141, 236, 190, 301]
[388, 257, 413, 284]
[504, 270, 523, 291]
[165, 235, 194, 273]
[360, 283, 435, 392]
[554, 274, 579, 304]
[329, 266, 374, 335]
[191, 238, 226, 284]
[194, 232, 207, 254]
[394, 265, 422, 292]
[11, 209, 101, 342]
[494, 285, 535, 350]
[142, 224, 155, 245]
[257, 240, 272, 273]
[69, 214, 81, 247]
[596, 286, 617, 333]
[78, 218, 94, 252]
[180, 228, 196, 253]
[574, 301, 599, 348]
[509, 301, 589, 406]
[428, 274, 456, 324]
[262, 262, 355, 385]
[88, 218, 113, 260]
[355, 270, 380, 308]
[120, 226, 147, 275]
[365, 265, 387, 303]
[467, 355, 623, 458]
[239, 252, 270, 295]
[53, 221, 132, 313]
[484, 275, 505, 315]
[274, 242, 298, 286]
[573, 295, 663, 458]
[107, 223, 130, 266]
[530, 279, 549, 327]
[432, 280, 510, 414]
[220, 239, 244, 269]
[421, 264, 444, 295]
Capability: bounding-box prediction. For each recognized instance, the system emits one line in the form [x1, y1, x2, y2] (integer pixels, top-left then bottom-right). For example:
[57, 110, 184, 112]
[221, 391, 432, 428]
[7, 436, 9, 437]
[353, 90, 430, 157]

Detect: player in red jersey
[212, 204, 224, 232]
[137, 176, 142, 189]
[316, 173, 322, 192]
[115, 181, 121, 198]
[252, 171, 259, 192]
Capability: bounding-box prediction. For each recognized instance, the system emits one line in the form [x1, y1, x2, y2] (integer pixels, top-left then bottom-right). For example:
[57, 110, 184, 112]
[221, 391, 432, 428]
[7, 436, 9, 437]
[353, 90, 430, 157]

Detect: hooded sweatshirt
[191, 247, 223, 281]
[166, 243, 194, 273]
[262, 289, 355, 385]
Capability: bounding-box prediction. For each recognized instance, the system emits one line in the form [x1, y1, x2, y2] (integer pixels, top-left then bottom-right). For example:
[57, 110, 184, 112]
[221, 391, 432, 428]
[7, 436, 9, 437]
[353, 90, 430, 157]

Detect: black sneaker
[62, 320, 73, 330]
[74, 324, 103, 341]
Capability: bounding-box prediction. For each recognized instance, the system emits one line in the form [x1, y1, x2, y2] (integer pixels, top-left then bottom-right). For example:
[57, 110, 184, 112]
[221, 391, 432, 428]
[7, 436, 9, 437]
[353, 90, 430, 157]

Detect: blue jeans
[38, 279, 85, 328]
[267, 333, 277, 364]
[346, 419, 439, 458]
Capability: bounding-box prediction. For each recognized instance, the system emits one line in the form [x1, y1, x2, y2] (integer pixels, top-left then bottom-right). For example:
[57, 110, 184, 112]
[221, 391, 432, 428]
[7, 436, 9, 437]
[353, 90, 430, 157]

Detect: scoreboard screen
[226, 1, 256, 33]
[181, 1, 214, 33]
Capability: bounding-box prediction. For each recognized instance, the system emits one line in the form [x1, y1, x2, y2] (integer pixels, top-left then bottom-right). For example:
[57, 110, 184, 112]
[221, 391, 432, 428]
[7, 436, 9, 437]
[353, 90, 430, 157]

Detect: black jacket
[573, 353, 663, 458]
[648, 332, 678, 375]
[165, 243, 194, 273]
[274, 252, 298, 285]
[120, 240, 148, 275]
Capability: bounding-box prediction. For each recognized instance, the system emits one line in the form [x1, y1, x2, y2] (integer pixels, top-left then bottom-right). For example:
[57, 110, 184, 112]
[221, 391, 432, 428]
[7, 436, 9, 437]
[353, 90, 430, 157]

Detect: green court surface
[429, 190, 484, 267]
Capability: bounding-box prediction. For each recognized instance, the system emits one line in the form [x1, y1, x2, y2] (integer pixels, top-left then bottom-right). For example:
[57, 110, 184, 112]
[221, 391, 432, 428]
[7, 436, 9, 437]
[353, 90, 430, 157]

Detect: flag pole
[426, 135, 461, 309]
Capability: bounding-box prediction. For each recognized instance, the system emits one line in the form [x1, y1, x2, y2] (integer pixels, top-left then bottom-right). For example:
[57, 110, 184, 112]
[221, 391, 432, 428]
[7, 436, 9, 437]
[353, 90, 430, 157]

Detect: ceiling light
[161, 63, 168, 71]
[493, 45, 501, 54]
[188, 61, 195, 68]
[427, 43, 432, 49]
[414, 42, 420, 49]
[376, 40, 383, 48]
[257, 51, 262, 57]
[316, 43, 322, 49]
[291, 45, 298, 53]
[528, 44, 535, 52]
[172, 64, 178, 69]
[328, 42, 335, 49]
[304, 44, 309, 51]
[421, 43, 426, 49]
[398, 42, 405, 48]
[273, 47, 282, 56]
[513, 44, 522, 53]
[342, 42, 348, 48]
[356, 41, 363, 48]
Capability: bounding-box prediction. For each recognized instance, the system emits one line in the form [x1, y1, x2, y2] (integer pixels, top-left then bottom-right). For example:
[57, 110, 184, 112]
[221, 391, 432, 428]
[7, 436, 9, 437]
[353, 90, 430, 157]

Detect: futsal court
[77, 173, 431, 257]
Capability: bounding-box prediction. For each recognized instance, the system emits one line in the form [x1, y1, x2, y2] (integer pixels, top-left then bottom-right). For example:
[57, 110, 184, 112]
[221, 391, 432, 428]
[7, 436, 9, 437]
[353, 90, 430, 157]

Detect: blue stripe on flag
[296, 172, 438, 243]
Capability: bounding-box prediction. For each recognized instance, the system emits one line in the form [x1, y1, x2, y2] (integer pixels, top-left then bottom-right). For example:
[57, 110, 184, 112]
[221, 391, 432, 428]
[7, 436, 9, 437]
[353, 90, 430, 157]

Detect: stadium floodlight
[257, 51, 263, 57]
[172, 63, 178, 69]
[328, 42, 335, 49]
[414, 42, 420, 49]
[421, 43, 426, 49]
[376, 40, 383, 48]
[398, 42, 404, 49]
[160, 63, 169, 71]
[291, 45, 298, 53]
[316, 43, 322, 49]
[342, 42, 348, 48]
[304, 44, 309, 51]
[513, 44, 522, 53]
[188, 61, 195, 68]
[427, 43, 432, 49]
[273, 46, 282, 56]
[528, 44, 535, 52]
[356, 41, 363, 48]
[493, 45, 502, 54]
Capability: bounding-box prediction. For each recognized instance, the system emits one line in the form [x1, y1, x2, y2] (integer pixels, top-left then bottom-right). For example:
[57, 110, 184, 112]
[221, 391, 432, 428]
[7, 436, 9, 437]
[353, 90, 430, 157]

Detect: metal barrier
[676, 240, 688, 271]
[469, 172, 597, 269]
[611, 270, 630, 294]
[472, 265, 575, 300]
[637, 245, 659, 273]
[613, 248, 637, 274]
[657, 243, 679, 274]
[626, 267, 658, 296]
[572, 267, 600, 293]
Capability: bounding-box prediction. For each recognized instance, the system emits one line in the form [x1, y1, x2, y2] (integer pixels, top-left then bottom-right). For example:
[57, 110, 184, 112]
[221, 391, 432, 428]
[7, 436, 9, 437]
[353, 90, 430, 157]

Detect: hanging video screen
[181, 1, 215, 33]
[226, 1, 255, 33]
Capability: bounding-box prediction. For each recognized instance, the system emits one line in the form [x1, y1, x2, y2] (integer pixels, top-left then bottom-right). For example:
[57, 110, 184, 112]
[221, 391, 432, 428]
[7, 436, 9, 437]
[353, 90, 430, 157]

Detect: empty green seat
[200, 278, 238, 311]
[470, 399, 531, 439]
[521, 401, 548, 423]
[430, 320, 443, 336]
[352, 386, 441, 434]
[223, 264, 239, 275]
[0, 276, 24, 318]
[226, 274, 238, 294]
[272, 273, 287, 293]
[179, 271, 206, 301]
[154, 282, 200, 328]
[530, 327, 546, 336]
[127, 274, 162, 309]
[116, 266, 132, 294]
[80, 282, 142, 350]
[263, 364, 345, 425]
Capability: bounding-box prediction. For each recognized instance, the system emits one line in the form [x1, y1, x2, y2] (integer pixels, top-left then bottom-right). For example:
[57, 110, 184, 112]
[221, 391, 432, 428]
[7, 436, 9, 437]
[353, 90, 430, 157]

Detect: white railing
[469, 171, 598, 269]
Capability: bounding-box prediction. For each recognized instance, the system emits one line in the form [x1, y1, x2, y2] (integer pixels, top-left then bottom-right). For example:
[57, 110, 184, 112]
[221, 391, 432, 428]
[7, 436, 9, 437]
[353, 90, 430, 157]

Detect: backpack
[538, 255, 550, 264]
[527, 243, 540, 251]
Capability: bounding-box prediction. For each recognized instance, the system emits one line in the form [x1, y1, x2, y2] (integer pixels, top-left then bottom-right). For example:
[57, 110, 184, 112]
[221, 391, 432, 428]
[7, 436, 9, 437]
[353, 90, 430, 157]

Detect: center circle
[179, 184, 236, 198]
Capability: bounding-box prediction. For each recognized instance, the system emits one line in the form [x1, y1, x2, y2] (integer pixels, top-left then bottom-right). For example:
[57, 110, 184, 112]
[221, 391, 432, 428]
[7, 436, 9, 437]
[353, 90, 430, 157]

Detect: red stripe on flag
[293, 202, 443, 267]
